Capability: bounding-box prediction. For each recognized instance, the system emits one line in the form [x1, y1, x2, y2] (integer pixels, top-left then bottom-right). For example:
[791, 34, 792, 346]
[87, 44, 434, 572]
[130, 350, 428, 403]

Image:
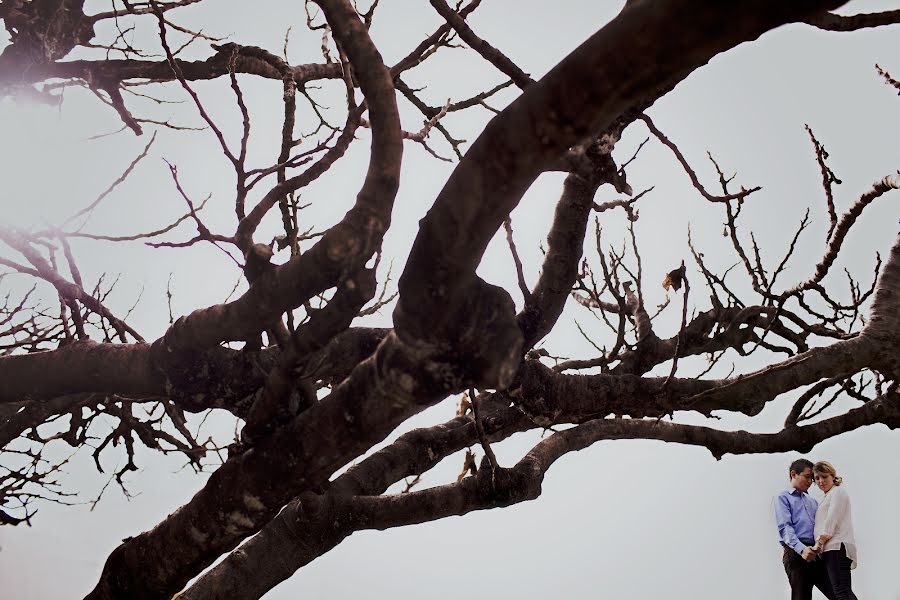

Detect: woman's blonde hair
[813, 460, 843, 486]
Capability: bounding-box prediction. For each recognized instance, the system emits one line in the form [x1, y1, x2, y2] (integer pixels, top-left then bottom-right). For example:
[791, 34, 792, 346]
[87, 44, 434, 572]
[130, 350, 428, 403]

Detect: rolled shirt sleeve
[817, 486, 848, 538]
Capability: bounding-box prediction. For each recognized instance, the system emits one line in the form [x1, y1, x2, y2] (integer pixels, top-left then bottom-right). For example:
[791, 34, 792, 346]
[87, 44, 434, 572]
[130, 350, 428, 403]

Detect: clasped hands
[801, 537, 830, 561]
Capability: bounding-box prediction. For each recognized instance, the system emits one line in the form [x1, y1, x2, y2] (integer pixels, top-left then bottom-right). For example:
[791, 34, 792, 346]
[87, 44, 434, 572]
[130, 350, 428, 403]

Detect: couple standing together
[775, 458, 859, 600]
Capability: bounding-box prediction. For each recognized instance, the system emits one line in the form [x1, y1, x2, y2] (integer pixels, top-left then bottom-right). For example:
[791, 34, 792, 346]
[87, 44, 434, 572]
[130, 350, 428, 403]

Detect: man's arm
[774, 494, 807, 555]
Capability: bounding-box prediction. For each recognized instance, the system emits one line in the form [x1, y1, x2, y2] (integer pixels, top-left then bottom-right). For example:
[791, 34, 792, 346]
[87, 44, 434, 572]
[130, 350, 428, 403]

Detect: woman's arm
[813, 533, 832, 549]
[816, 488, 849, 547]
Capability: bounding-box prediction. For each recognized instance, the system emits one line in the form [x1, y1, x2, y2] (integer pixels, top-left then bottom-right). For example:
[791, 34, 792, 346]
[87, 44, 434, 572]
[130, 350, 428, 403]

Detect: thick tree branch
[84, 0, 402, 595]
[862, 232, 900, 378]
[86, 296, 519, 600]
[396, 0, 844, 349]
[242, 270, 376, 441]
[147, 2, 401, 360]
[552, 390, 900, 461]
[0, 327, 388, 409]
[0, 342, 159, 405]
[803, 9, 900, 31]
[179, 394, 530, 599]
[680, 335, 875, 415]
[181, 386, 900, 599]
[0, 49, 343, 90]
[517, 169, 608, 350]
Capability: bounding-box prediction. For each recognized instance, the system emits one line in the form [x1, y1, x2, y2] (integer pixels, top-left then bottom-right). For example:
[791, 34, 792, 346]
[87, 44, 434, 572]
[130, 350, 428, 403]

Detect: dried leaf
[662, 261, 686, 291]
[456, 449, 477, 482]
[456, 394, 471, 417]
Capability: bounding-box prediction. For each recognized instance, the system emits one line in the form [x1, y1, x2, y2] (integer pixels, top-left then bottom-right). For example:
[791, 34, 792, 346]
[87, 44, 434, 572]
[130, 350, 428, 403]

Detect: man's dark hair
[788, 458, 814, 478]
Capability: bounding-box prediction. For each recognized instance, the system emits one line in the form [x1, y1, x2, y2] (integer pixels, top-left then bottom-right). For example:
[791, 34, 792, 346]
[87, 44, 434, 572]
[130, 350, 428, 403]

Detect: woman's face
[815, 471, 835, 493]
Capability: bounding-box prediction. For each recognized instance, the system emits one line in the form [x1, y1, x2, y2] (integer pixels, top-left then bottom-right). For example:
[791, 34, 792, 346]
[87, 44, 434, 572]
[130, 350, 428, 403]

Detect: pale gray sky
[1, 1, 899, 598]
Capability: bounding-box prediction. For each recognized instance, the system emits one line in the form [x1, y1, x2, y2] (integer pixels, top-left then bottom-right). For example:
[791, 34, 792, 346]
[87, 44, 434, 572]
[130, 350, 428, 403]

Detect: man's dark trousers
[783, 545, 837, 600]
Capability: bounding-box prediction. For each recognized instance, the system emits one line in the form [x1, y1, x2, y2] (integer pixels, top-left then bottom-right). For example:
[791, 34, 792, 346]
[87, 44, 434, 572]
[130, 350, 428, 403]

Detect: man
[774, 458, 836, 600]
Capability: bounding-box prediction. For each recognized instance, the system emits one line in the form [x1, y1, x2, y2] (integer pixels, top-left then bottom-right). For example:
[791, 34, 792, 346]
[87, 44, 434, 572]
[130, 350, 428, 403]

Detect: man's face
[790, 467, 814, 492]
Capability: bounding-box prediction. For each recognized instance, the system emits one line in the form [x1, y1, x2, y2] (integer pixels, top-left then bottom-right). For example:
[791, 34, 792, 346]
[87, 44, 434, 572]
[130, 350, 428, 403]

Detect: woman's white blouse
[814, 485, 857, 569]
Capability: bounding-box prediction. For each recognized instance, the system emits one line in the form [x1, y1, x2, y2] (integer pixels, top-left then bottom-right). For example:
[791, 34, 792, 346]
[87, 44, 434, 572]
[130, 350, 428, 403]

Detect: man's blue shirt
[774, 488, 818, 554]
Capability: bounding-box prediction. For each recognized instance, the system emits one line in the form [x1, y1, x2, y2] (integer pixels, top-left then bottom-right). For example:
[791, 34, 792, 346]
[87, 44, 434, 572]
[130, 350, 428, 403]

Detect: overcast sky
[2, 1, 900, 599]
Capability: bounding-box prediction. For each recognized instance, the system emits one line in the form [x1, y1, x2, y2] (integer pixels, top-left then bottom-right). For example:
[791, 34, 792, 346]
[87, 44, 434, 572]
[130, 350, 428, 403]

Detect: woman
[812, 460, 859, 600]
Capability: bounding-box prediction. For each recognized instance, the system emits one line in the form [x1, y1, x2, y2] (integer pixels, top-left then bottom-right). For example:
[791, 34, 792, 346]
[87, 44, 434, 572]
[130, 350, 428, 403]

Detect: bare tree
[2, 1, 899, 599]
